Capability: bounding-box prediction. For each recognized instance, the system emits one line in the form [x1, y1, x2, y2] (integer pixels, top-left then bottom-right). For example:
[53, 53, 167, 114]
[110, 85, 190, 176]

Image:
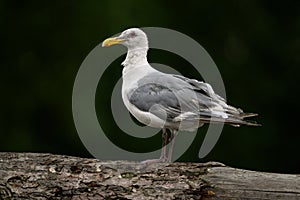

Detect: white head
[102, 28, 148, 50]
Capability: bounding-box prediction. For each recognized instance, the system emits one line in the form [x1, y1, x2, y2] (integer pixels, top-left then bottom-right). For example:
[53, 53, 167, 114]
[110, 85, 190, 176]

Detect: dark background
[1, 0, 299, 173]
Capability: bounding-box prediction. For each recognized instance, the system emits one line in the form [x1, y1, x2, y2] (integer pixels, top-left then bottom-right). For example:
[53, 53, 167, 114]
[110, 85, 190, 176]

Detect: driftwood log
[0, 152, 299, 199]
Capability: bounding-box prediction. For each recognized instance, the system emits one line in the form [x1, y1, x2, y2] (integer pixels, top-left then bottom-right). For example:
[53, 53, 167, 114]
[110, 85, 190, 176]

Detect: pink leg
[167, 129, 177, 162]
[141, 128, 168, 164]
[159, 128, 168, 161]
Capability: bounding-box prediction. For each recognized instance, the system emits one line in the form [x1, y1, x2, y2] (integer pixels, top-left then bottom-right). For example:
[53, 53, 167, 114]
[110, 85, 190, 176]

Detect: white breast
[121, 64, 166, 128]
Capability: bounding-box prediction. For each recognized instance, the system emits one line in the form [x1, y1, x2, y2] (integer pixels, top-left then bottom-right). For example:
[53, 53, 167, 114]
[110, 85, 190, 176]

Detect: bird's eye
[128, 32, 137, 38]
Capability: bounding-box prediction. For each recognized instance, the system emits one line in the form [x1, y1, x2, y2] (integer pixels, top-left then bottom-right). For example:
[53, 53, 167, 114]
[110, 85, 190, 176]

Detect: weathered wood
[0, 152, 299, 199]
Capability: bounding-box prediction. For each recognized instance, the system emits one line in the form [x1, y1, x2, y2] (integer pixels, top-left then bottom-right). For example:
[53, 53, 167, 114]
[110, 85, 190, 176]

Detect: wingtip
[244, 120, 261, 126]
[248, 122, 262, 126]
[241, 112, 259, 119]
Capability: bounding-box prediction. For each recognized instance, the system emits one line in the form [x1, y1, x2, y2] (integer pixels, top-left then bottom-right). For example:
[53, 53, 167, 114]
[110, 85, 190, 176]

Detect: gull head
[102, 28, 148, 50]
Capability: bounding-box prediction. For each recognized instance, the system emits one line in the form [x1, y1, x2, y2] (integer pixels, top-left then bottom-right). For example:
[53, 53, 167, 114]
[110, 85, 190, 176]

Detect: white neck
[122, 47, 148, 67]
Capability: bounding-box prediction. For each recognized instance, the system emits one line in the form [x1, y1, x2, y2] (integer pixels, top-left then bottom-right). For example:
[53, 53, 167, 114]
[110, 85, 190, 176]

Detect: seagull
[102, 28, 259, 163]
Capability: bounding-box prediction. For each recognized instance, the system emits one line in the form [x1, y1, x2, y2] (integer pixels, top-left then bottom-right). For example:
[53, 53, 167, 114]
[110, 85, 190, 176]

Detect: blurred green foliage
[1, 0, 300, 173]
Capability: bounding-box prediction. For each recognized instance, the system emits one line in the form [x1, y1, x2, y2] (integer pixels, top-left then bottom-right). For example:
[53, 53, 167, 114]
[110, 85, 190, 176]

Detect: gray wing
[128, 72, 258, 126]
[129, 72, 226, 120]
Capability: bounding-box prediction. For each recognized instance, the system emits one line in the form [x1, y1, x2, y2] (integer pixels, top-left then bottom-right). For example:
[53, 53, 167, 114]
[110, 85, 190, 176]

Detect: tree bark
[0, 152, 299, 200]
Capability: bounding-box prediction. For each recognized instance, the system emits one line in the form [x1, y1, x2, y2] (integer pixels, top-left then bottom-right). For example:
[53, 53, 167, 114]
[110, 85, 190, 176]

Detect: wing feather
[128, 72, 258, 126]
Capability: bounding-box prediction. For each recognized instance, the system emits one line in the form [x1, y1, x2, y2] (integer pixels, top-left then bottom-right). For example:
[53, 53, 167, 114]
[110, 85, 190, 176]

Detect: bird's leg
[159, 128, 168, 162]
[167, 129, 177, 162]
[141, 128, 168, 164]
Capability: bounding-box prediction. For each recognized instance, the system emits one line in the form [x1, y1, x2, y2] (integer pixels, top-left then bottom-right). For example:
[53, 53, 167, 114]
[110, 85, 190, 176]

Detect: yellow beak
[102, 37, 124, 47]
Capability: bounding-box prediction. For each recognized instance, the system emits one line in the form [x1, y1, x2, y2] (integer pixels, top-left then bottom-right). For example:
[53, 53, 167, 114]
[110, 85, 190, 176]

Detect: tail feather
[239, 112, 258, 119]
[199, 115, 261, 127]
